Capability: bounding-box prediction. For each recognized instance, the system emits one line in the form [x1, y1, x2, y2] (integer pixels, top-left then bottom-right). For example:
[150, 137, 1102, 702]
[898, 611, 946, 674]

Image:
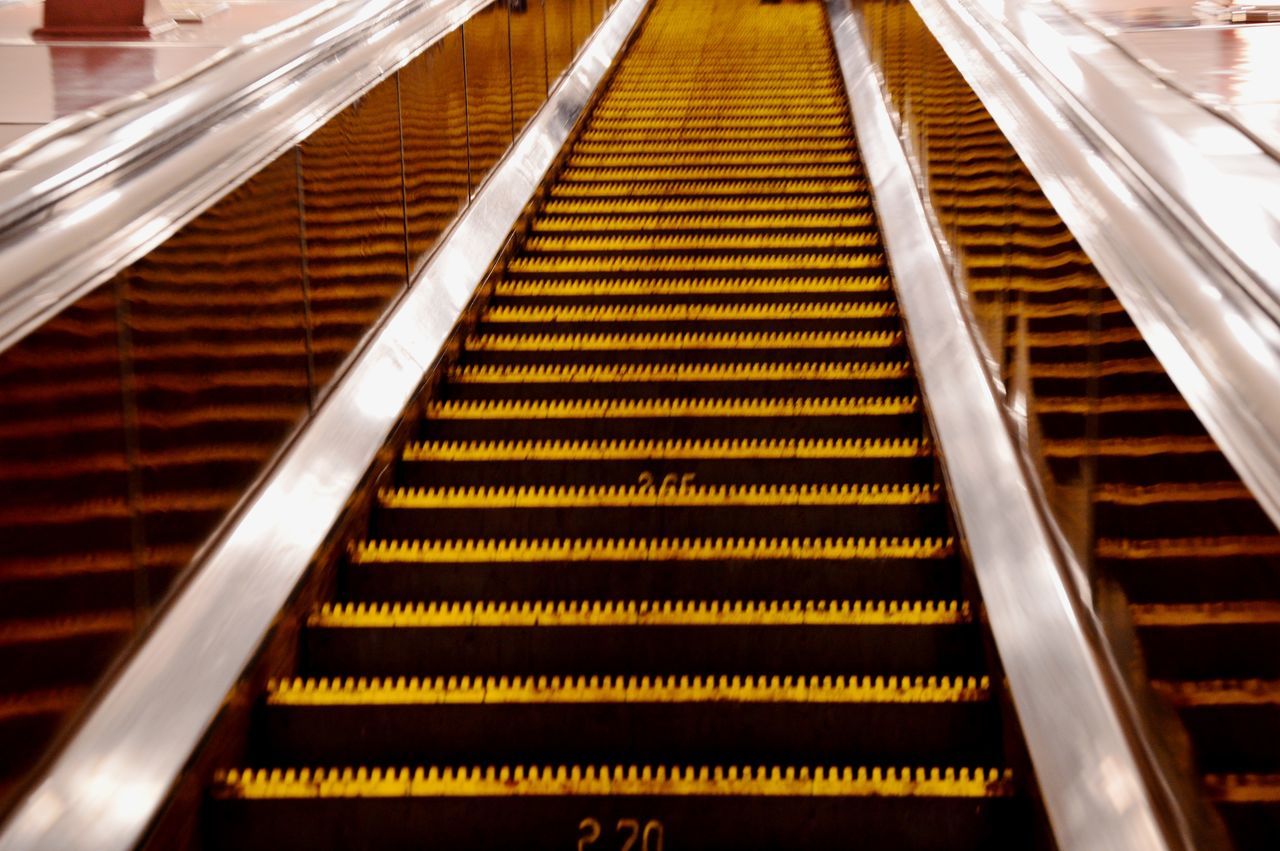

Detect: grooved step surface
[203, 0, 1038, 847]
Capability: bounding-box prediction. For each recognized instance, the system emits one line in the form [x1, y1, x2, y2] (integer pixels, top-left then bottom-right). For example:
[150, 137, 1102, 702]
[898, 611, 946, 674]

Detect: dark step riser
[255, 702, 1001, 766]
[420, 414, 926, 442]
[439, 377, 919, 401]
[208, 795, 1025, 851]
[340, 559, 962, 604]
[395, 456, 938, 488]
[1139, 624, 1280, 680]
[1178, 704, 1280, 773]
[303, 624, 984, 678]
[372, 504, 949, 541]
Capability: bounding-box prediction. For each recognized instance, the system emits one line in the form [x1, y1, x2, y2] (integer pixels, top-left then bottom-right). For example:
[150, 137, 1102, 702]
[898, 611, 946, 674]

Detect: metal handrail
[0, 1, 650, 848]
[826, 2, 1195, 847]
[907, 0, 1280, 535]
[0, 0, 486, 354]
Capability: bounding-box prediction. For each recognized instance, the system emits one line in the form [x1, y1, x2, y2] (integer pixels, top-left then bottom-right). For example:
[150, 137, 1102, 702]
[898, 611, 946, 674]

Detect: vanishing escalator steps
[206, 0, 1042, 846]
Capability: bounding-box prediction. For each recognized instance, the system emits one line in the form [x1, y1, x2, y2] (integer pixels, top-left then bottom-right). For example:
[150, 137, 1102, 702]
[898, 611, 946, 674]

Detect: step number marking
[637, 471, 696, 492]
[579, 818, 665, 851]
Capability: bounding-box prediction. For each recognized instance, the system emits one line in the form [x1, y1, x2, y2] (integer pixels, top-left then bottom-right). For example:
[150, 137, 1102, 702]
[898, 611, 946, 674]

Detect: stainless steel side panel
[0, 0, 648, 848]
[825, 2, 1175, 849]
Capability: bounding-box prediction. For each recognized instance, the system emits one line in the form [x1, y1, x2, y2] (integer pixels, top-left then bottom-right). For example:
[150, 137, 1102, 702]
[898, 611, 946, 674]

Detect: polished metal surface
[827, 2, 1178, 849]
[0, 0, 647, 847]
[906, 0, 1280, 536]
[0, 0, 487, 354]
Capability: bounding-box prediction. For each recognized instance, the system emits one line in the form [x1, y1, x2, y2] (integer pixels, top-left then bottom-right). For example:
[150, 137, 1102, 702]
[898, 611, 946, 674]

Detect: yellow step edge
[1093, 482, 1256, 506]
[1129, 601, 1280, 627]
[549, 180, 870, 198]
[351, 537, 956, 564]
[507, 253, 885, 274]
[589, 109, 851, 122]
[266, 674, 991, 706]
[577, 129, 854, 142]
[310, 599, 972, 628]
[541, 196, 873, 214]
[1203, 774, 1280, 803]
[1041, 436, 1220, 459]
[587, 118, 852, 131]
[215, 764, 1013, 800]
[560, 167, 862, 183]
[464, 330, 902, 352]
[566, 153, 858, 168]
[1151, 679, 1280, 707]
[1026, 358, 1163, 379]
[530, 213, 876, 231]
[378, 483, 941, 510]
[481, 303, 897, 323]
[570, 140, 857, 154]
[1097, 535, 1280, 559]
[445, 362, 912, 384]
[424, 397, 921, 420]
[1033, 395, 1188, 414]
[1006, 300, 1127, 319]
[522, 233, 880, 253]
[402, 437, 929, 462]
[494, 275, 890, 297]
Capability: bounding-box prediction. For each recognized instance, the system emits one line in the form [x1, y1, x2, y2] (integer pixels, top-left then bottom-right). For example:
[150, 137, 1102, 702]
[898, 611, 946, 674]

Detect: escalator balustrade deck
[206, 0, 1040, 847]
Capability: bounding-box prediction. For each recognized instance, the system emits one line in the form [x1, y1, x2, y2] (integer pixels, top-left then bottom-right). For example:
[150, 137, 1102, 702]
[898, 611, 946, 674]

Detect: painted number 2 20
[578, 818, 664, 851]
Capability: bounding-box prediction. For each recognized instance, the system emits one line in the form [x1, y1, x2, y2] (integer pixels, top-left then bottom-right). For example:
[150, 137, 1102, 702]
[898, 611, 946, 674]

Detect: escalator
[202, 0, 1046, 846]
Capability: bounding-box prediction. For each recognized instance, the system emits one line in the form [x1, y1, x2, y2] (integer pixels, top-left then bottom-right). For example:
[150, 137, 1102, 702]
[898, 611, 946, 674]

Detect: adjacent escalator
[203, 0, 1047, 846]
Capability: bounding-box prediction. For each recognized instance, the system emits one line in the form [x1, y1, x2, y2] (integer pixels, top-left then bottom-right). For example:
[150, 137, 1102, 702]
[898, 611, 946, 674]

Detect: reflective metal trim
[825, 2, 1176, 849]
[0, 0, 488, 354]
[906, 0, 1280, 535]
[0, 0, 648, 847]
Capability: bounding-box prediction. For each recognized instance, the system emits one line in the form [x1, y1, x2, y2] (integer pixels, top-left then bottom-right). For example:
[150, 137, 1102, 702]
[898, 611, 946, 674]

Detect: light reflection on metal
[908, 0, 1280, 536]
[0, 0, 490, 354]
[827, 1, 1177, 849]
[0, 0, 646, 848]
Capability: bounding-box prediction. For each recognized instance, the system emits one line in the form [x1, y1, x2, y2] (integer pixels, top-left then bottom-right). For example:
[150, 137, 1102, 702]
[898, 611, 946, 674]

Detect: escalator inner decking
[207, 0, 1036, 847]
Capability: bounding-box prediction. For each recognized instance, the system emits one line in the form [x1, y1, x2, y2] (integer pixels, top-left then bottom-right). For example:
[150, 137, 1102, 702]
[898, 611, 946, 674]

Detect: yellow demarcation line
[1097, 535, 1280, 559]
[266, 674, 991, 706]
[523, 232, 878, 252]
[308, 599, 971, 628]
[402, 437, 931, 462]
[462, 330, 904, 351]
[566, 152, 858, 168]
[531, 213, 876, 231]
[550, 179, 870, 198]
[446, 362, 912, 384]
[494, 275, 890, 296]
[542, 196, 874, 214]
[1019, 327, 1145, 346]
[577, 127, 854, 143]
[560, 167, 862, 184]
[1203, 774, 1280, 803]
[378, 482, 940, 510]
[1033, 395, 1189, 415]
[570, 139, 857, 154]
[506, 252, 885, 274]
[1026, 358, 1163, 379]
[1093, 482, 1255, 506]
[1129, 601, 1280, 627]
[481, 302, 897, 323]
[215, 764, 1014, 800]
[423, 397, 921, 420]
[1041, 436, 1220, 459]
[350, 537, 956, 564]
[1151, 679, 1280, 708]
